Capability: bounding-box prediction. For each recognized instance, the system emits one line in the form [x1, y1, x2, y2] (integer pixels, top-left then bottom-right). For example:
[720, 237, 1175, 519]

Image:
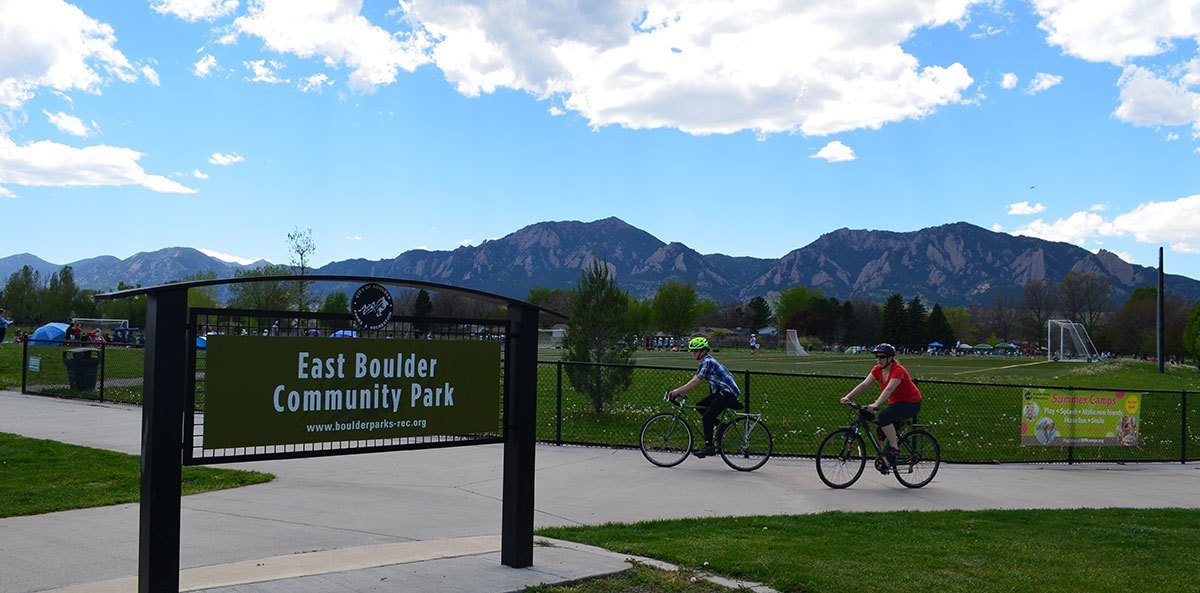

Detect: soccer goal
[71, 318, 130, 332]
[785, 329, 810, 356]
[538, 328, 565, 349]
[1046, 319, 1099, 362]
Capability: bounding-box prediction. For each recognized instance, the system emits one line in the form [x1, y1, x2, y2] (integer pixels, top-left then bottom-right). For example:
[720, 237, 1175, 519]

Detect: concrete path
[2, 391, 1198, 593]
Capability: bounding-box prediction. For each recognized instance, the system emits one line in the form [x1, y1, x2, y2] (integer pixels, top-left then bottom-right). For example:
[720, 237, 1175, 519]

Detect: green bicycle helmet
[687, 337, 710, 351]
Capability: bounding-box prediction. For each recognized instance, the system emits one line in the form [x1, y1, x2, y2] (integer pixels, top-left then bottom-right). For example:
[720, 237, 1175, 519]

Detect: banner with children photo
[1020, 389, 1142, 447]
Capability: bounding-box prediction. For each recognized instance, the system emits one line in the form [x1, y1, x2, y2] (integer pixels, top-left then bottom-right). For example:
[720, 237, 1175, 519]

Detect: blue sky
[3, 1, 1200, 281]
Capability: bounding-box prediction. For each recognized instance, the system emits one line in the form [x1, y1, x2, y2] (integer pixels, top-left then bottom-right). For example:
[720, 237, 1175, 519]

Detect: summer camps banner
[204, 335, 501, 448]
[1021, 388, 1142, 447]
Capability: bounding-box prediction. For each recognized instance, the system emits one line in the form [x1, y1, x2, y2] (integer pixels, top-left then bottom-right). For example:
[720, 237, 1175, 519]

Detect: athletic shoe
[692, 445, 716, 458]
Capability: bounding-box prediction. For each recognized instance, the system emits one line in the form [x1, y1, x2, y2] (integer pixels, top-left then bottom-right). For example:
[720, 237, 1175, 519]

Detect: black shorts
[877, 400, 921, 427]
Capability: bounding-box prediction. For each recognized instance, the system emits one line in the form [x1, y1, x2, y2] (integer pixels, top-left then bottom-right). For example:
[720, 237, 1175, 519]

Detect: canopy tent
[196, 336, 206, 350]
[331, 329, 358, 338]
[955, 343, 973, 350]
[928, 341, 944, 348]
[973, 343, 994, 350]
[31, 322, 69, 342]
[993, 342, 1018, 350]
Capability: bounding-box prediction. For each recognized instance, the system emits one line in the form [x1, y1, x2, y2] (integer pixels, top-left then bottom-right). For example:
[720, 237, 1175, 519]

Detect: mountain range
[2, 218, 1197, 307]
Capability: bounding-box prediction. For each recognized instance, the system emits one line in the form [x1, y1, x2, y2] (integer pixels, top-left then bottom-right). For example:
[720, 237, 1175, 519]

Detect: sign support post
[501, 303, 537, 568]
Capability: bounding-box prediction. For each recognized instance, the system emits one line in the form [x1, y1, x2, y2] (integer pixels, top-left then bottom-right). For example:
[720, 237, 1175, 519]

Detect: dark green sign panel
[205, 336, 501, 448]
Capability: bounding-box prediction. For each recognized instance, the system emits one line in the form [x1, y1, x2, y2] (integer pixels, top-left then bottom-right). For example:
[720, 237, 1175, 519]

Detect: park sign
[1020, 388, 1142, 447]
[204, 335, 500, 448]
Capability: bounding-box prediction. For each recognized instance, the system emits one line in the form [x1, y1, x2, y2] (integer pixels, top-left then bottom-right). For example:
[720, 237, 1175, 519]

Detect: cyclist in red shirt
[839, 343, 922, 466]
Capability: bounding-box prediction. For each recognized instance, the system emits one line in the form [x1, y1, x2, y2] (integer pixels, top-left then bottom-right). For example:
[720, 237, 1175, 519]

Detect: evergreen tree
[905, 295, 928, 349]
[925, 303, 956, 347]
[561, 260, 635, 415]
[2, 265, 42, 323]
[1186, 305, 1200, 369]
[746, 296, 772, 332]
[879, 293, 907, 347]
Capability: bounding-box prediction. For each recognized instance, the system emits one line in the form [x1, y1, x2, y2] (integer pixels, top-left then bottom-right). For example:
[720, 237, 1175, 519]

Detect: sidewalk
[2, 390, 1199, 593]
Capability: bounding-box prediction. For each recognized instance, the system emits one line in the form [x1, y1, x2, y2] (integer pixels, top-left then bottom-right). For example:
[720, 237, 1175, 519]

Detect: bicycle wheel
[816, 428, 866, 489]
[718, 417, 773, 472]
[893, 430, 941, 488]
[640, 413, 693, 467]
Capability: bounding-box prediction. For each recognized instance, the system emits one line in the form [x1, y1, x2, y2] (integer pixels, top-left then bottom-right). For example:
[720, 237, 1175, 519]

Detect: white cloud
[345, 235, 363, 240]
[1011, 211, 1119, 245]
[298, 73, 331, 92]
[1032, 0, 1200, 65]
[1025, 72, 1062, 94]
[1113, 65, 1200, 131]
[193, 169, 208, 179]
[141, 65, 160, 87]
[194, 54, 218, 77]
[1093, 248, 1137, 264]
[1007, 201, 1045, 215]
[0, 0, 140, 109]
[209, 152, 244, 165]
[245, 59, 288, 84]
[198, 248, 260, 265]
[0, 185, 15, 198]
[809, 140, 857, 162]
[991, 223, 1004, 232]
[1111, 194, 1200, 253]
[232, 0, 432, 92]
[1000, 72, 1018, 89]
[152, 0, 239, 22]
[548, 106, 565, 116]
[1167, 132, 1180, 141]
[1011, 194, 1200, 255]
[231, 0, 981, 136]
[43, 110, 93, 137]
[0, 134, 197, 196]
[1089, 203, 1106, 212]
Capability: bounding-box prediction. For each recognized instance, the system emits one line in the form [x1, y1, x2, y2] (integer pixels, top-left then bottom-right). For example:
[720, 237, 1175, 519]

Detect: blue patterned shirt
[697, 354, 740, 398]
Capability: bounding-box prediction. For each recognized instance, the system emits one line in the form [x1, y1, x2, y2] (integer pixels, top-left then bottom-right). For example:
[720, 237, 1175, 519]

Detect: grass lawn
[535, 508, 1200, 593]
[0, 432, 274, 518]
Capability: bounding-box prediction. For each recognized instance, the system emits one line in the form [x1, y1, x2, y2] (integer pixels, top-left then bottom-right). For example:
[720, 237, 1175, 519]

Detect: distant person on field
[749, 333, 759, 355]
[839, 343, 923, 468]
[666, 337, 743, 459]
[0, 309, 12, 344]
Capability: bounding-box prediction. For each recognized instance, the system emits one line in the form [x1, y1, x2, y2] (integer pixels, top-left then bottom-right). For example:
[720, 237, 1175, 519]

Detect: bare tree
[988, 291, 1019, 342]
[1059, 271, 1111, 335]
[287, 227, 318, 311]
[1020, 279, 1057, 342]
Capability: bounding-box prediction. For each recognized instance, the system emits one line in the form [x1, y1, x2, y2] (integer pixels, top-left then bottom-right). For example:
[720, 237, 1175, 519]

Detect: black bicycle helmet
[871, 343, 896, 357]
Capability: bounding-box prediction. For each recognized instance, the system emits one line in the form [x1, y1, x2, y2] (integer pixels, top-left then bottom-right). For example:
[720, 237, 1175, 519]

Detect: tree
[905, 296, 927, 349]
[987, 291, 1019, 342]
[228, 265, 294, 311]
[561, 260, 635, 415]
[1185, 305, 1200, 368]
[879, 293, 907, 347]
[943, 306, 978, 345]
[1059, 271, 1111, 335]
[773, 286, 818, 337]
[98, 282, 147, 329]
[652, 281, 701, 338]
[320, 291, 350, 314]
[2, 265, 42, 323]
[412, 288, 433, 332]
[746, 296, 772, 332]
[1020, 279, 1057, 342]
[287, 226, 318, 311]
[43, 266, 94, 322]
[181, 271, 220, 309]
[526, 286, 572, 328]
[925, 303, 956, 347]
[847, 298, 880, 346]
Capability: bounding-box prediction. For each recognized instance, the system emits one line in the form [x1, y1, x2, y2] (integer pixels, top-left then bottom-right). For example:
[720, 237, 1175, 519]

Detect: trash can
[63, 348, 100, 391]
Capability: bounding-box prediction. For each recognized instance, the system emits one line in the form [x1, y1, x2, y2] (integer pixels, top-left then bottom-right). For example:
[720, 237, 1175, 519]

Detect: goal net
[71, 318, 130, 332]
[538, 328, 565, 349]
[1046, 319, 1098, 362]
[785, 329, 809, 356]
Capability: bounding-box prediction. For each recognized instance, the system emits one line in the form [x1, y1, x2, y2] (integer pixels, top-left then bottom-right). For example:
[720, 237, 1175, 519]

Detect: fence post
[1183, 391, 1189, 464]
[556, 361, 563, 446]
[98, 343, 106, 402]
[21, 339, 28, 393]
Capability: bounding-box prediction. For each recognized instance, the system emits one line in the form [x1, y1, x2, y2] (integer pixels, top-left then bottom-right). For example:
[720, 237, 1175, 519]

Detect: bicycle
[639, 393, 774, 471]
[815, 401, 941, 489]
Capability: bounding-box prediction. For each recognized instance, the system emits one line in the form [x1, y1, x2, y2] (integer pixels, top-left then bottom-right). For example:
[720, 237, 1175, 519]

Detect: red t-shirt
[871, 361, 922, 404]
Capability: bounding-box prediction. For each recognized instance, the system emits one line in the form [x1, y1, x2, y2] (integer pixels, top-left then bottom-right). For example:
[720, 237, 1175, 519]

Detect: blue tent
[928, 341, 944, 348]
[31, 322, 69, 342]
[196, 336, 207, 349]
[331, 329, 358, 338]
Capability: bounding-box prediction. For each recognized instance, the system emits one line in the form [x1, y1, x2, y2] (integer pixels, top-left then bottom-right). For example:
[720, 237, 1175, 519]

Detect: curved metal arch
[94, 274, 567, 319]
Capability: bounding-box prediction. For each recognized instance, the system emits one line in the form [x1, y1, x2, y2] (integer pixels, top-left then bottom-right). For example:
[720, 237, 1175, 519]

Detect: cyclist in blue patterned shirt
[667, 337, 743, 458]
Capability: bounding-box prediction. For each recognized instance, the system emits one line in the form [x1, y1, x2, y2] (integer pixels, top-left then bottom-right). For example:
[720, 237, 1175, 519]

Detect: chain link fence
[537, 360, 1199, 464]
[21, 340, 145, 403]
